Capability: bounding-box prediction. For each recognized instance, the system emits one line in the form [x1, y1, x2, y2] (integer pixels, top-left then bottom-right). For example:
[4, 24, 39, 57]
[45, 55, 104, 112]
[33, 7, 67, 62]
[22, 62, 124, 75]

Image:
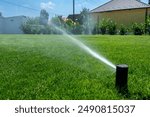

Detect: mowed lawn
[0, 34, 150, 100]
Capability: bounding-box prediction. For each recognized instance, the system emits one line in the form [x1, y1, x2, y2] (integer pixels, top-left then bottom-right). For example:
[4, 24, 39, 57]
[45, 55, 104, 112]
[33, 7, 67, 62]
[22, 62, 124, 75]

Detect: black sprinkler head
[116, 64, 128, 93]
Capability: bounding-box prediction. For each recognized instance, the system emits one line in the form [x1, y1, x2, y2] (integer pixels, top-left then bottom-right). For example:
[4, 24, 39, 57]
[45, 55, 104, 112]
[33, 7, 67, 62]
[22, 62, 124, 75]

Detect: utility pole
[73, 0, 75, 22]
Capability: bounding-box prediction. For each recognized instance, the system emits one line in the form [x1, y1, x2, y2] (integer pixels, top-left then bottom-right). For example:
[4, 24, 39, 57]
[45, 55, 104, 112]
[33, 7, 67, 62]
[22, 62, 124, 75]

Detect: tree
[40, 9, 49, 25]
[79, 8, 92, 34]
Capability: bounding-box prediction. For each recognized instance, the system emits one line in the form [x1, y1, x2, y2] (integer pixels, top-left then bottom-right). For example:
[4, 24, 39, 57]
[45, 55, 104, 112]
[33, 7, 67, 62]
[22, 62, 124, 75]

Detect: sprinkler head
[116, 64, 128, 93]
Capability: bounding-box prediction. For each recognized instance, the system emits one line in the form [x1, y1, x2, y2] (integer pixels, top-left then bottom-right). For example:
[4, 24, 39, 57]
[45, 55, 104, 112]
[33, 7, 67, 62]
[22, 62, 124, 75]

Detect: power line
[75, 0, 98, 10]
[0, 0, 40, 12]
[76, 0, 87, 4]
[0, 0, 61, 16]
[0, 0, 100, 17]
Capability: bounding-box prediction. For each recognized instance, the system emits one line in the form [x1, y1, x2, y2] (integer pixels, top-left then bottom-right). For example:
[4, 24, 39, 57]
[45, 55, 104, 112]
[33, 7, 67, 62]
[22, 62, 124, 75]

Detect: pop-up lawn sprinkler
[116, 64, 128, 94]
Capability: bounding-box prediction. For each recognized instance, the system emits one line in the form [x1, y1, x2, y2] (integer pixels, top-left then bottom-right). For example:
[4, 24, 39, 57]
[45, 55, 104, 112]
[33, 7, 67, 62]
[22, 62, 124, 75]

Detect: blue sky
[0, 0, 148, 18]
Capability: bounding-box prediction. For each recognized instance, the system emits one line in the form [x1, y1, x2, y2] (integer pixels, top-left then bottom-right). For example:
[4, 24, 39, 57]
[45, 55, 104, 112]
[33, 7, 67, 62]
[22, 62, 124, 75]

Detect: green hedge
[93, 18, 148, 35]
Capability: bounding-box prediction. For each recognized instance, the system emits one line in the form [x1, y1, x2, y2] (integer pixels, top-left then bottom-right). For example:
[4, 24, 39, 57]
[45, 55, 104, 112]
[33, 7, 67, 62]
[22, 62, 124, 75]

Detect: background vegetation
[21, 9, 150, 35]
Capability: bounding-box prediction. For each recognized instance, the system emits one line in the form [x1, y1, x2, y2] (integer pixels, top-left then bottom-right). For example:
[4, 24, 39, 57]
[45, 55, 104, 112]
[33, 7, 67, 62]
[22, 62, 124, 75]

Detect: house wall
[0, 16, 4, 33]
[92, 8, 150, 27]
[3, 16, 26, 34]
[0, 16, 26, 34]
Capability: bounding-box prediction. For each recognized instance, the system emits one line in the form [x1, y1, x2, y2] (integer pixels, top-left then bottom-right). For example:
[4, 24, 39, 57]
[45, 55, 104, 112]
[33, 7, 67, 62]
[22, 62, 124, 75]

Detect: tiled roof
[91, 0, 150, 13]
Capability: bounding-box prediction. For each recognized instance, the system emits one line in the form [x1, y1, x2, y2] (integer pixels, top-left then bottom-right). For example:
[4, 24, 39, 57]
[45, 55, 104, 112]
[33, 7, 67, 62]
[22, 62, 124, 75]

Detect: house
[67, 14, 81, 22]
[91, 0, 150, 26]
[0, 13, 27, 34]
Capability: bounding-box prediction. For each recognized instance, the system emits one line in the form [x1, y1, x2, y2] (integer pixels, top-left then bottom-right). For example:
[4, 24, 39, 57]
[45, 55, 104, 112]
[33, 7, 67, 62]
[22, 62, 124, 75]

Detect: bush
[119, 24, 128, 35]
[98, 19, 108, 34]
[30, 25, 41, 34]
[132, 23, 144, 35]
[51, 16, 65, 34]
[64, 19, 74, 33]
[147, 16, 150, 35]
[107, 19, 117, 35]
[61, 18, 83, 34]
[21, 17, 41, 34]
[96, 19, 117, 35]
[51, 17, 62, 27]
[21, 17, 54, 34]
[41, 25, 52, 34]
[73, 23, 83, 34]
[92, 25, 98, 34]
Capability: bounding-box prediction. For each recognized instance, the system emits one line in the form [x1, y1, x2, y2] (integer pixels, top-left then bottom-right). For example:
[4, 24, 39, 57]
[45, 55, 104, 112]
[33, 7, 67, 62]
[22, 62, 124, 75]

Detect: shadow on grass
[117, 90, 150, 100]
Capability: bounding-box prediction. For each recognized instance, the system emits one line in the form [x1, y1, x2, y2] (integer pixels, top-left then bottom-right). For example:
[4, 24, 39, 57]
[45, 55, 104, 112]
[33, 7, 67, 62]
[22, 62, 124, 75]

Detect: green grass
[0, 34, 150, 100]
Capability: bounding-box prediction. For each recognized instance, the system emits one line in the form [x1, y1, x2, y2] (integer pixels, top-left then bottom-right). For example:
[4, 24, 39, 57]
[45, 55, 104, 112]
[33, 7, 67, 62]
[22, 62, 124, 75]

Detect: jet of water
[53, 25, 116, 70]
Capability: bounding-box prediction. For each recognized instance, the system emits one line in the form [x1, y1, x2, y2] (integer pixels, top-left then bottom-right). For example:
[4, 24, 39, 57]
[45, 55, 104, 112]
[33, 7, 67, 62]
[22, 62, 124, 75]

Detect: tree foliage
[51, 17, 62, 27]
[40, 9, 49, 25]
[107, 19, 117, 35]
[96, 19, 117, 35]
[98, 19, 108, 34]
[147, 16, 150, 35]
[132, 23, 144, 35]
[21, 8, 149, 35]
[79, 8, 92, 34]
[119, 24, 128, 35]
[21, 17, 41, 34]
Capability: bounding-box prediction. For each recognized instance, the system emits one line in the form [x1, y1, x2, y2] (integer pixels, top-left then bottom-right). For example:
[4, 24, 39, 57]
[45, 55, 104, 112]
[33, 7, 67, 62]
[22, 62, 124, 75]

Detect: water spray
[116, 64, 128, 94]
[52, 24, 116, 70]
[51, 24, 129, 94]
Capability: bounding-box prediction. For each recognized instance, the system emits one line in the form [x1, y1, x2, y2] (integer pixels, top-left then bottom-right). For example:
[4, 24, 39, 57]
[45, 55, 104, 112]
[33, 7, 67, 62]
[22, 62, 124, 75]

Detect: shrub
[63, 19, 83, 34]
[132, 23, 145, 35]
[92, 24, 99, 34]
[73, 22, 83, 34]
[30, 25, 41, 34]
[97, 19, 117, 35]
[41, 25, 52, 34]
[21, 17, 43, 34]
[64, 19, 74, 33]
[51, 17, 62, 27]
[107, 19, 117, 35]
[21, 23, 32, 34]
[119, 24, 128, 35]
[147, 16, 150, 35]
[92, 22, 103, 34]
[98, 19, 108, 35]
